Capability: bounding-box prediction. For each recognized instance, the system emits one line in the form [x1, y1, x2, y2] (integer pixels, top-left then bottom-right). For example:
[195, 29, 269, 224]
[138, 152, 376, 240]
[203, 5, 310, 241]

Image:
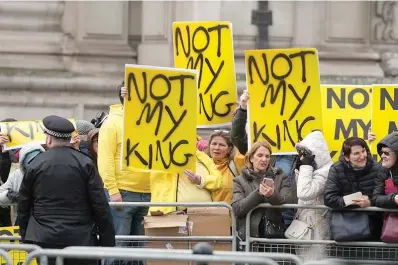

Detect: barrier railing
[22, 246, 304, 265]
[244, 204, 398, 264]
[0, 249, 12, 265]
[1, 202, 236, 251]
[0, 242, 43, 265]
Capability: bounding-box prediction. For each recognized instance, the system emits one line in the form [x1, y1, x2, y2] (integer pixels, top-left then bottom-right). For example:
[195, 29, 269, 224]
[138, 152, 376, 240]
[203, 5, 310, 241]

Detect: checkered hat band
[44, 128, 72, 138]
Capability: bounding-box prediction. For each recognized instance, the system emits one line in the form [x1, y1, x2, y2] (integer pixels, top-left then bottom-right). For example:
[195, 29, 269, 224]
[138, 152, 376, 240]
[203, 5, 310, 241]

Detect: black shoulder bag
[330, 174, 371, 241]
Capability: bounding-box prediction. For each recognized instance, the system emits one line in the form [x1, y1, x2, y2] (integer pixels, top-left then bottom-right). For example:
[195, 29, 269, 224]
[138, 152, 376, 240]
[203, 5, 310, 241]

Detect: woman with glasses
[293, 131, 332, 262]
[373, 132, 398, 208]
[206, 130, 245, 204]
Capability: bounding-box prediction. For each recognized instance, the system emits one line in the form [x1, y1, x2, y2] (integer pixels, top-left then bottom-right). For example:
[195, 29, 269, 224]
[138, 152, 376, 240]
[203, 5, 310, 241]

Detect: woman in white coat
[293, 131, 332, 262]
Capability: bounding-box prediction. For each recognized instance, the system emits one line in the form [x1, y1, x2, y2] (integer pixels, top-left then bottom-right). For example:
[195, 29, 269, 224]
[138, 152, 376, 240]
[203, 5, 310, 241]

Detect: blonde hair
[244, 140, 273, 169]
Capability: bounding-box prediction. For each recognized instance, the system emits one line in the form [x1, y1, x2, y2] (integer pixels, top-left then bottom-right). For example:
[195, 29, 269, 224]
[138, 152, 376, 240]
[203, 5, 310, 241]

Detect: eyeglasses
[213, 129, 230, 134]
[381, 150, 392, 157]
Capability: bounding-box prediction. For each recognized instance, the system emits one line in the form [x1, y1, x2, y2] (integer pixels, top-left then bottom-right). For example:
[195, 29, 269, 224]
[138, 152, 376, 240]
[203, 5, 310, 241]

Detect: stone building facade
[0, 1, 397, 124]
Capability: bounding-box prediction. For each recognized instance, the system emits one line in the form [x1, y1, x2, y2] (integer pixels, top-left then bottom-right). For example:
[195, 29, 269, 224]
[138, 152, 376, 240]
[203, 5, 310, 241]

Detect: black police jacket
[18, 146, 115, 247]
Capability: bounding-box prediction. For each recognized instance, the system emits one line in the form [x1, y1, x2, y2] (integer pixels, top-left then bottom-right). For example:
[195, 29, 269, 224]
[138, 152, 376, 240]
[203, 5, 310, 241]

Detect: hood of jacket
[295, 131, 332, 169]
[19, 143, 45, 174]
[377, 132, 398, 179]
[377, 132, 398, 158]
[109, 104, 123, 117]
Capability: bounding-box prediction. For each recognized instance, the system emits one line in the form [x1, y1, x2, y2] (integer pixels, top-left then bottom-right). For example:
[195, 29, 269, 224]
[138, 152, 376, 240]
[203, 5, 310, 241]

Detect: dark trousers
[34, 243, 100, 265]
[0, 207, 11, 227]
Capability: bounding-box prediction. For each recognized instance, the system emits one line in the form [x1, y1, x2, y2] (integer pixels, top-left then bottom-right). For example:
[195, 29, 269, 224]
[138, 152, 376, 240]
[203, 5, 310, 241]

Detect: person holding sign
[120, 86, 223, 215]
[232, 140, 295, 248]
[18, 115, 115, 265]
[98, 82, 151, 265]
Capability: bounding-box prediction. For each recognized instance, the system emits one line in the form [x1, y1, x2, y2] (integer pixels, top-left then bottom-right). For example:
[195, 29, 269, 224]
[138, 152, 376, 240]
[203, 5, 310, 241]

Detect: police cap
[43, 115, 75, 138]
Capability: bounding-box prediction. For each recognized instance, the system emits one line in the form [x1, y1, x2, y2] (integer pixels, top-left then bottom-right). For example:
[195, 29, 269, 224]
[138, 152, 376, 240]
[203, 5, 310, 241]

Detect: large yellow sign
[0, 119, 77, 150]
[371, 85, 398, 156]
[122, 64, 197, 173]
[0, 226, 37, 265]
[245, 48, 323, 154]
[173, 21, 237, 128]
[321, 85, 372, 161]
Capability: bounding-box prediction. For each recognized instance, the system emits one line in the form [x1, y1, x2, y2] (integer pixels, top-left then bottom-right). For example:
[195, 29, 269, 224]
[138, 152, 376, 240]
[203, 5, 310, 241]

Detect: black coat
[324, 149, 383, 241]
[373, 132, 398, 208]
[324, 151, 380, 208]
[18, 146, 115, 247]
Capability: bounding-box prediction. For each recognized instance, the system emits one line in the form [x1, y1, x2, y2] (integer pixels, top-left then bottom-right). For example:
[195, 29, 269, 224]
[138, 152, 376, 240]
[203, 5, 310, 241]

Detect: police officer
[18, 115, 115, 265]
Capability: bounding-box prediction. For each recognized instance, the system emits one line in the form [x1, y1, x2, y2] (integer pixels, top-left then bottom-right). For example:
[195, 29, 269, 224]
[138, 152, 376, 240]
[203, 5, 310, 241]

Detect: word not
[247, 51, 315, 121]
[327, 87, 370, 109]
[174, 22, 236, 125]
[123, 67, 196, 172]
[380, 87, 398, 110]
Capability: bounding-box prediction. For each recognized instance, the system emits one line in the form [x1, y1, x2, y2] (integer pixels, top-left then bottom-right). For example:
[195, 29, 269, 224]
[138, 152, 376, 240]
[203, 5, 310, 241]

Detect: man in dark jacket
[18, 115, 115, 265]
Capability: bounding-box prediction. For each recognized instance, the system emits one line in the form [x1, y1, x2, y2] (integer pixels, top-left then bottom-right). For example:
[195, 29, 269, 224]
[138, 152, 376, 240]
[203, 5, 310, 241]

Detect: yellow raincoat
[149, 150, 223, 214]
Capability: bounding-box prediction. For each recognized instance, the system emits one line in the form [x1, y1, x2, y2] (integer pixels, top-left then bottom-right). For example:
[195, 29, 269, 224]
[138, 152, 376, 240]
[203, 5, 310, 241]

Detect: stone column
[0, 1, 65, 70]
[62, 1, 136, 75]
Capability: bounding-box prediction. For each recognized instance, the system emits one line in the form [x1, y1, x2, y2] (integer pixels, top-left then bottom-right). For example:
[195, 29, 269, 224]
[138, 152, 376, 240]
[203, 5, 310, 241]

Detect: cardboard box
[187, 207, 232, 254]
[144, 207, 232, 265]
[145, 214, 189, 265]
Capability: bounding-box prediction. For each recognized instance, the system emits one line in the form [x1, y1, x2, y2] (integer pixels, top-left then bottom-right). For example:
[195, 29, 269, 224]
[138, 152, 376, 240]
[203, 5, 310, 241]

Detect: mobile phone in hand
[263, 178, 274, 187]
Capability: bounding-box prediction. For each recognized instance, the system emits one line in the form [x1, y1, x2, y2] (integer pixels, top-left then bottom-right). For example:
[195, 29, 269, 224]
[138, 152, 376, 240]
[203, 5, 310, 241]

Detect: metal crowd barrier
[244, 204, 398, 265]
[22, 246, 304, 265]
[0, 242, 43, 265]
[108, 201, 237, 251]
[0, 249, 12, 265]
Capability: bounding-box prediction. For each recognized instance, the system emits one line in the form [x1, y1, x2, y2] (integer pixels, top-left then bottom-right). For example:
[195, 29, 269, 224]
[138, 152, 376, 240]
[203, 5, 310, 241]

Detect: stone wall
[1, 1, 398, 123]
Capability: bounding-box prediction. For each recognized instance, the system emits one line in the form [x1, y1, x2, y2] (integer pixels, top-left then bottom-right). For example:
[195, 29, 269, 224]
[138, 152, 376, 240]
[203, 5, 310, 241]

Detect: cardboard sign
[0, 119, 77, 150]
[371, 85, 398, 155]
[0, 226, 37, 265]
[245, 48, 323, 154]
[173, 21, 237, 128]
[122, 64, 197, 173]
[321, 85, 372, 161]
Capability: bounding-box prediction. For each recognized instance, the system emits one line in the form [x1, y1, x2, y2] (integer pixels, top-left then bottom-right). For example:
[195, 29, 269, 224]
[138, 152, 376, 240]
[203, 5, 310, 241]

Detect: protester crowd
[0, 82, 398, 265]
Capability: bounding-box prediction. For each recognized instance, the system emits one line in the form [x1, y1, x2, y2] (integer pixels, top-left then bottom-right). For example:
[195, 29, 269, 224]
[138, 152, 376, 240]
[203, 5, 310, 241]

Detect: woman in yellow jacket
[206, 130, 245, 204]
[149, 149, 223, 214]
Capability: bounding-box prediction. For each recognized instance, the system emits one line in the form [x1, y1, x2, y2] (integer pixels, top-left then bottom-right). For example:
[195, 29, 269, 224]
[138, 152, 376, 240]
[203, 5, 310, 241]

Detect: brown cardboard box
[144, 208, 232, 265]
[144, 214, 190, 265]
[187, 206, 232, 264]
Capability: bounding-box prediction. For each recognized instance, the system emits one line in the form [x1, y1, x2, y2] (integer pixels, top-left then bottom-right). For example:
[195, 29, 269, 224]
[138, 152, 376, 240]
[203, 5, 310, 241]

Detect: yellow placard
[321, 85, 372, 161]
[245, 48, 323, 154]
[173, 21, 237, 128]
[0, 226, 37, 265]
[371, 85, 398, 158]
[0, 119, 77, 150]
[122, 64, 197, 173]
